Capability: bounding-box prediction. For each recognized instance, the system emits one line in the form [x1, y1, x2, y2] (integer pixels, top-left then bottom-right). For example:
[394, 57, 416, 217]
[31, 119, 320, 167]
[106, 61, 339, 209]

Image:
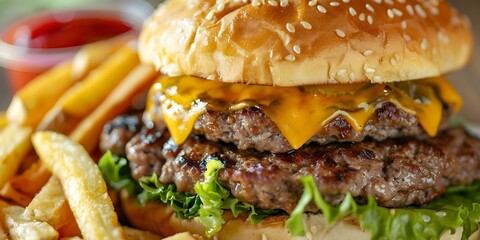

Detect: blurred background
[0, 0, 479, 122]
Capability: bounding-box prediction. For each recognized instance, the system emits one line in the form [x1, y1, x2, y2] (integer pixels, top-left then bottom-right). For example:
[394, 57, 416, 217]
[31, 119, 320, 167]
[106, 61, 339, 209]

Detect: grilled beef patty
[192, 103, 450, 153]
[100, 115, 480, 213]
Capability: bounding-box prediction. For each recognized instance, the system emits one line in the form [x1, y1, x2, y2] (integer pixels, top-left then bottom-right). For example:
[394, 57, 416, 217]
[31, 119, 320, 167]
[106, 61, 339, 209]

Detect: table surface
[1, 1, 480, 121]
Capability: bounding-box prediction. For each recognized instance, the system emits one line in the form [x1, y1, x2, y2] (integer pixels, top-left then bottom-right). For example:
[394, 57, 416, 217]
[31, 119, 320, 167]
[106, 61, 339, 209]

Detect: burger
[97, 0, 480, 239]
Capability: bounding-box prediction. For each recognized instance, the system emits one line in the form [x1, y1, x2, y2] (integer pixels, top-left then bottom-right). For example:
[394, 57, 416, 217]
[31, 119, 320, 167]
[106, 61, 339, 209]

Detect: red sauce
[3, 12, 133, 49]
[1, 10, 136, 92]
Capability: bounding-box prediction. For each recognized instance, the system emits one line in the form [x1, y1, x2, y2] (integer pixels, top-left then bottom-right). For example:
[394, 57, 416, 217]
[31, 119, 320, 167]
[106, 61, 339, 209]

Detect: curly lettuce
[287, 175, 480, 240]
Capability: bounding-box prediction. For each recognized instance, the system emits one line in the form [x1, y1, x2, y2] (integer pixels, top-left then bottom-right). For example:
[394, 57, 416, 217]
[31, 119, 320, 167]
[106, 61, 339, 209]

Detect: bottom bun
[120, 191, 479, 240]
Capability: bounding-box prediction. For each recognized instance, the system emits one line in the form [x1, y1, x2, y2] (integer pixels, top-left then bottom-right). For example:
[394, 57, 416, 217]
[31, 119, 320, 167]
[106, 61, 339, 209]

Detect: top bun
[139, 0, 473, 86]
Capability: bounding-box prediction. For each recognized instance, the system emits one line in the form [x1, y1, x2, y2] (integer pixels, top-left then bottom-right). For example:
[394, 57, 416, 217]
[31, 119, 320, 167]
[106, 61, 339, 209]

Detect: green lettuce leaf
[98, 151, 140, 196]
[287, 175, 480, 240]
[136, 157, 280, 237]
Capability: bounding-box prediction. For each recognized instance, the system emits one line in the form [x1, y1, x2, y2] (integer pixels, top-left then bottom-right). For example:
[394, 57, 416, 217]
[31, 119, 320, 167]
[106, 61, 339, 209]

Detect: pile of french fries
[0, 40, 193, 239]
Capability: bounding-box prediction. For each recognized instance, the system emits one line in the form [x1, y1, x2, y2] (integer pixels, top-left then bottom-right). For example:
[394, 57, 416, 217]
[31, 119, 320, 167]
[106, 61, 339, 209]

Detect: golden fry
[6, 61, 76, 128]
[72, 38, 131, 80]
[36, 83, 83, 133]
[9, 161, 51, 197]
[37, 45, 139, 134]
[32, 132, 124, 240]
[0, 125, 32, 188]
[70, 64, 158, 153]
[0, 183, 33, 207]
[3, 205, 58, 240]
[63, 44, 139, 116]
[123, 227, 163, 240]
[25, 177, 68, 228]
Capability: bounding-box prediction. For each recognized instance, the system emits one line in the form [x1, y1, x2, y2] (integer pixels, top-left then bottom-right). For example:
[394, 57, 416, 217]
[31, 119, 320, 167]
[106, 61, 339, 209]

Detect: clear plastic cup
[0, 0, 153, 92]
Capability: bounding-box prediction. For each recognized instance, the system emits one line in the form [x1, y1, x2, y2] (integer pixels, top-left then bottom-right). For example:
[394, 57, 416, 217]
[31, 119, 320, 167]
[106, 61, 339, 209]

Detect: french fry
[24, 177, 81, 238]
[37, 45, 139, 133]
[32, 132, 125, 240]
[6, 61, 76, 128]
[123, 227, 163, 240]
[9, 161, 51, 197]
[36, 83, 83, 133]
[70, 64, 158, 153]
[62, 44, 139, 116]
[72, 38, 131, 80]
[3, 205, 58, 240]
[0, 183, 33, 207]
[0, 125, 32, 188]
[0, 112, 7, 129]
[25, 177, 66, 225]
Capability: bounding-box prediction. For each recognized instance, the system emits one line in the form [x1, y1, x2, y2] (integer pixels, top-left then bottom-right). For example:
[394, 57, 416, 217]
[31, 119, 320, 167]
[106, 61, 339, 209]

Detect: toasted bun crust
[139, 0, 472, 86]
[120, 191, 479, 240]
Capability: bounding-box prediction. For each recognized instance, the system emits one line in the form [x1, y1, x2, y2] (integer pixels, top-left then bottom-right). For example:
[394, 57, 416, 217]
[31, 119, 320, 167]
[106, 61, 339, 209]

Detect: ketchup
[3, 13, 132, 49]
[0, 10, 136, 92]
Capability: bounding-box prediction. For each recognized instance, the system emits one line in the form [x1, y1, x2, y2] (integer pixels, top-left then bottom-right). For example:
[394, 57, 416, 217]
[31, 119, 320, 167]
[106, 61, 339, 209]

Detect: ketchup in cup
[0, 1, 153, 92]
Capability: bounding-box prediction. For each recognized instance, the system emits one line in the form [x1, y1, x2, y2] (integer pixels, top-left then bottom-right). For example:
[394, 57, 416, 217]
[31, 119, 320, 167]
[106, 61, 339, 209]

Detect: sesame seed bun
[120, 191, 479, 240]
[139, 0, 473, 86]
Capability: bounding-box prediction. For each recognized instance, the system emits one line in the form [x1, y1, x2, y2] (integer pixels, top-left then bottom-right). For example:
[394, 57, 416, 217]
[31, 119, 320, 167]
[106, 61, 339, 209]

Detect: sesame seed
[317, 5, 327, 13]
[372, 0, 382, 3]
[393, 8, 403, 16]
[293, 45, 301, 54]
[251, 0, 261, 7]
[437, 31, 449, 44]
[429, 7, 439, 15]
[335, 29, 346, 38]
[262, 234, 268, 240]
[337, 69, 347, 76]
[349, 7, 357, 16]
[349, 72, 356, 81]
[384, 0, 394, 5]
[206, 11, 215, 20]
[366, 4, 375, 12]
[217, 3, 225, 11]
[422, 215, 431, 223]
[421, 38, 428, 50]
[308, 0, 317, 6]
[363, 50, 373, 56]
[359, 13, 366, 21]
[280, 0, 288, 7]
[366, 68, 376, 73]
[397, 0, 406, 3]
[367, 15, 373, 25]
[285, 55, 296, 61]
[406, 4, 414, 15]
[401, 20, 408, 29]
[387, 9, 395, 19]
[268, 0, 278, 6]
[373, 76, 382, 82]
[414, 4, 427, 18]
[300, 21, 312, 29]
[286, 23, 295, 33]
[330, 1, 340, 7]
[435, 211, 447, 217]
[343, 0, 350, 3]
[390, 58, 397, 65]
[403, 33, 411, 41]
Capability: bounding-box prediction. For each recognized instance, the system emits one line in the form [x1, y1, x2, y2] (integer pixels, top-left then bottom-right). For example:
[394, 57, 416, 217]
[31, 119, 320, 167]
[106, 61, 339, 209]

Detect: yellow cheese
[147, 76, 462, 149]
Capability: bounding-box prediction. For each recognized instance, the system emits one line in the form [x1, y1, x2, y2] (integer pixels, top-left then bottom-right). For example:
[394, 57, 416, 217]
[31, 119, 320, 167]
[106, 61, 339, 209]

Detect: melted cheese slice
[146, 76, 462, 149]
